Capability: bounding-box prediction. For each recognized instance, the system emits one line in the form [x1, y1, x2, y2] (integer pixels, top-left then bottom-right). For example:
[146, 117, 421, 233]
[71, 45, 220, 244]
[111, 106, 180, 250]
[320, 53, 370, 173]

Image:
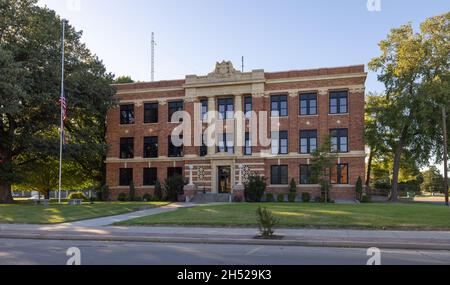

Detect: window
[200, 134, 208, 157]
[167, 167, 183, 179]
[299, 130, 317, 154]
[200, 100, 208, 122]
[217, 133, 234, 154]
[120, 105, 135, 125]
[271, 165, 288, 185]
[331, 164, 349, 184]
[271, 131, 288, 155]
[119, 168, 133, 186]
[300, 93, 317, 116]
[244, 132, 252, 156]
[218, 98, 234, 120]
[144, 103, 158, 124]
[330, 129, 348, 153]
[143, 168, 157, 186]
[330, 91, 348, 114]
[120, 138, 134, 159]
[168, 135, 184, 157]
[300, 165, 316, 185]
[271, 95, 288, 117]
[168, 101, 184, 122]
[244, 96, 252, 119]
[143, 136, 158, 158]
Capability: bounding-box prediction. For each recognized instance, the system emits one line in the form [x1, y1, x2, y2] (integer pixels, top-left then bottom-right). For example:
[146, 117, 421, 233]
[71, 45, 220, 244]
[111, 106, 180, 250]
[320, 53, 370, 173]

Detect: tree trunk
[366, 149, 374, 188]
[391, 139, 404, 202]
[442, 106, 449, 206]
[0, 181, 13, 204]
[44, 189, 50, 200]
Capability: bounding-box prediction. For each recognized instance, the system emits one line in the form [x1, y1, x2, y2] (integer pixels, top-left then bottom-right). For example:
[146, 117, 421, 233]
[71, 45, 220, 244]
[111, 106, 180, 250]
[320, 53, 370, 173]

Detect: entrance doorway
[218, 166, 232, 194]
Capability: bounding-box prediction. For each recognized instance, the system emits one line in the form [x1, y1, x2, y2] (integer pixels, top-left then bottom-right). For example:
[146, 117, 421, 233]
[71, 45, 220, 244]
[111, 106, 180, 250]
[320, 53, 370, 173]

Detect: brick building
[106, 61, 366, 201]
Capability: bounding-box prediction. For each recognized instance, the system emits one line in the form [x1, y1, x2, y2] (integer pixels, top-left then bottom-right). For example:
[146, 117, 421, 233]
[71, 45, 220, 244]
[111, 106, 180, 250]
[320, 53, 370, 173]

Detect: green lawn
[0, 201, 169, 224]
[116, 203, 450, 230]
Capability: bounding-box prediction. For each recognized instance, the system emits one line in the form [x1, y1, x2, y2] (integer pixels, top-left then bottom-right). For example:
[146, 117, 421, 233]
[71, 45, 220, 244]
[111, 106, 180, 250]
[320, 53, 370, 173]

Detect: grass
[116, 203, 450, 230]
[0, 201, 169, 224]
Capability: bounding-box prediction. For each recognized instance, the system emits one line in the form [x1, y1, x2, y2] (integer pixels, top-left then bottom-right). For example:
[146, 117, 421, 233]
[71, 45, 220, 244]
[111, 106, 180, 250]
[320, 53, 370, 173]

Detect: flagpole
[58, 19, 66, 204]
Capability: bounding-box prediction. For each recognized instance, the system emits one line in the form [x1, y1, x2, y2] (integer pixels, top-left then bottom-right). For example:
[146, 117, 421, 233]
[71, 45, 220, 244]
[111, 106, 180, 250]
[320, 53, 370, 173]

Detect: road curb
[0, 232, 449, 251]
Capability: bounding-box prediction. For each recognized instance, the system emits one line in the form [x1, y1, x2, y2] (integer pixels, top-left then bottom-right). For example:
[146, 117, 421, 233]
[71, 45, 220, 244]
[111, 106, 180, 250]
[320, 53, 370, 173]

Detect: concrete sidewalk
[1, 223, 450, 250]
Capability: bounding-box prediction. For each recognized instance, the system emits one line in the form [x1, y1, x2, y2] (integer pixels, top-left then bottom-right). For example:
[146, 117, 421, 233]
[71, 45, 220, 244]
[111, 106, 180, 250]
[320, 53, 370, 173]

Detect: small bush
[314, 196, 321, 203]
[361, 195, 372, 203]
[117, 193, 128, 202]
[256, 206, 278, 238]
[68, 192, 87, 200]
[356, 176, 363, 201]
[164, 175, 185, 202]
[129, 181, 136, 201]
[265, 193, 274, 202]
[154, 181, 164, 201]
[302, 192, 311, 203]
[244, 174, 266, 202]
[277, 194, 285, 203]
[289, 178, 297, 193]
[288, 192, 296, 203]
[133, 196, 143, 202]
[143, 193, 153, 202]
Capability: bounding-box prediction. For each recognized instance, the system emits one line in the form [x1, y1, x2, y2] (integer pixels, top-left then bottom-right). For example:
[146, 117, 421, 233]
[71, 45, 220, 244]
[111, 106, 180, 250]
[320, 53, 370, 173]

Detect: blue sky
[38, 0, 449, 94]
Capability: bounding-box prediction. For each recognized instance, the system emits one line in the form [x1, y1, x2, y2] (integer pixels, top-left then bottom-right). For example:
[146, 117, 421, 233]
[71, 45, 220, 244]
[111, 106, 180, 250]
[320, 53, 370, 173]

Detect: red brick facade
[106, 62, 366, 201]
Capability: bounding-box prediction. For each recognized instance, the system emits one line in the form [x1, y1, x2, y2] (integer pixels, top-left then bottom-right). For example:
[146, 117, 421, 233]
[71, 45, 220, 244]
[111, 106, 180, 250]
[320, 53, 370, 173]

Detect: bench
[68, 199, 83, 206]
[33, 199, 50, 207]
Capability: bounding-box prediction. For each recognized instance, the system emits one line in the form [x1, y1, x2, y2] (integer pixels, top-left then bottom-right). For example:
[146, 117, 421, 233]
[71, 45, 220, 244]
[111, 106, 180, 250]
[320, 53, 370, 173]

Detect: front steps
[191, 193, 232, 203]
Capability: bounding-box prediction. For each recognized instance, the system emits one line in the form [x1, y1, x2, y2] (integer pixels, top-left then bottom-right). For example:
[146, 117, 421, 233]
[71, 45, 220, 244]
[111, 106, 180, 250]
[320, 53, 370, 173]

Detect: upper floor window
[271, 95, 288, 117]
[201, 100, 208, 122]
[244, 132, 252, 156]
[120, 104, 135, 125]
[143, 168, 157, 186]
[271, 165, 288, 185]
[331, 164, 349, 184]
[168, 135, 184, 157]
[120, 137, 134, 159]
[167, 167, 183, 179]
[299, 130, 317, 154]
[144, 103, 158, 124]
[119, 168, 133, 186]
[271, 131, 288, 155]
[244, 96, 253, 119]
[330, 129, 348, 153]
[300, 93, 317, 116]
[168, 101, 184, 122]
[217, 133, 234, 154]
[300, 165, 317, 185]
[143, 136, 158, 158]
[218, 98, 234, 120]
[330, 91, 348, 114]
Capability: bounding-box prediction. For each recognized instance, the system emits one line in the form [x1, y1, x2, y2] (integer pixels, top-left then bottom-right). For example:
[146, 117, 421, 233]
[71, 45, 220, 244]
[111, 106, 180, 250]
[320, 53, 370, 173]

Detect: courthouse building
[106, 61, 366, 201]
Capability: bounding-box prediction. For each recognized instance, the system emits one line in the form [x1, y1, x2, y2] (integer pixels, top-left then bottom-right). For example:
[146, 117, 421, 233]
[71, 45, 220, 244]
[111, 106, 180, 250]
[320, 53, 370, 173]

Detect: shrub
[117, 193, 128, 202]
[314, 196, 321, 203]
[143, 193, 153, 202]
[288, 192, 296, 203]
[133, 196, 143, 202]
[129, 181, 136, 201]
[356, 176, 363, 201]
[244, 174, 266, 202]
[302, 192, 311, 203]
[164, 175, 185, 202]
[68, 192, 87, 200]
[265, 193, 274, 202]
[289, 178, 297, 193]
[96, 185, 110, 201]
[361, 195, 372, 203]
[256, 206, 278, 238]
[277, 194, 285, 203]
[154, 181, 163, 201]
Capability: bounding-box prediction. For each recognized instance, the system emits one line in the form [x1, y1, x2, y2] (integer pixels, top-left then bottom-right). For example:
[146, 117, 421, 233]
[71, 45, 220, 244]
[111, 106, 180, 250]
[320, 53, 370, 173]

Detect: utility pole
[443, 106, 449, 206]
[241, 56, 244, 72]
[151, 32, 156, 82]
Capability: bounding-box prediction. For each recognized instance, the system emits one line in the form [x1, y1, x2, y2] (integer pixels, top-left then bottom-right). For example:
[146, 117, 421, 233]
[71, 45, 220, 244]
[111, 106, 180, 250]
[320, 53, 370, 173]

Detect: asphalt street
[1, 238, 450, 265]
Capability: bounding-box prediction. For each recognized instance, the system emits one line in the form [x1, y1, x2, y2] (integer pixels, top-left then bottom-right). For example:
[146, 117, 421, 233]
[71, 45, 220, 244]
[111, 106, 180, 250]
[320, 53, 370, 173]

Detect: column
[207, 97, 216, 156]
[234, 94, 244, 156]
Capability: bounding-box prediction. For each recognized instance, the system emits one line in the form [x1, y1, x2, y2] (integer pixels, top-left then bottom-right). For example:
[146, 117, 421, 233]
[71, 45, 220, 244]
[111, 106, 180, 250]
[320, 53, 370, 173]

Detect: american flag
[59, 92, 68, 144]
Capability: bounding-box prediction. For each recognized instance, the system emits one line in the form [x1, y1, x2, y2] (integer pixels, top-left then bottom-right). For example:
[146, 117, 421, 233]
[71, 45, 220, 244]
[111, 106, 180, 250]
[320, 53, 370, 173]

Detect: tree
[0, 0, 116, 203]
[128, 180, 136, 201]
[115, 76, 134, 84]
[311, 137, 336, 203]
[421, 166, 445, 194]
[369, 12, 450, 201]
[164, 175, 185, 202]
[244, 174, 266, 202]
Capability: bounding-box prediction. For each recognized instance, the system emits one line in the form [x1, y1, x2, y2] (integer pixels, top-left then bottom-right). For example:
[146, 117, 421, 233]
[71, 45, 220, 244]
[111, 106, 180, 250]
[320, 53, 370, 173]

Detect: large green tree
[0, 0, 116, 203]
[369, 12, 450, 201]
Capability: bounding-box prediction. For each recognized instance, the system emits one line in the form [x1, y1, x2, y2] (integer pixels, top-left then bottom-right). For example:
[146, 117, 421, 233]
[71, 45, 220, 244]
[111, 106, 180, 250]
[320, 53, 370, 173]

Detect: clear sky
[37, 0, 449, 94]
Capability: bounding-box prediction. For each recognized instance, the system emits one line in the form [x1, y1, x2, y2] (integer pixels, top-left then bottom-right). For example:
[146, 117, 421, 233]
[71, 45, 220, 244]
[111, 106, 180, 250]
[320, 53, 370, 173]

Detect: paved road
[1, 238, 450, 265]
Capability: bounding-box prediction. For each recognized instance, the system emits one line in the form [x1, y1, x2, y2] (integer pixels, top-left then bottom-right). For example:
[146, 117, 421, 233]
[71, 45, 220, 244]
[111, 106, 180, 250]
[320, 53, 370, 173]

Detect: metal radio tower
[151, 32, 156, 82]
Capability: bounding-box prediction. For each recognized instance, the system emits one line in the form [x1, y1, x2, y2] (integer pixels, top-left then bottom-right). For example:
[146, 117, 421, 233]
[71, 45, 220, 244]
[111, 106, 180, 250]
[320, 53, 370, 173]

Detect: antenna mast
[241, 56, 244, 72]
[151, 32, 156, 82]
